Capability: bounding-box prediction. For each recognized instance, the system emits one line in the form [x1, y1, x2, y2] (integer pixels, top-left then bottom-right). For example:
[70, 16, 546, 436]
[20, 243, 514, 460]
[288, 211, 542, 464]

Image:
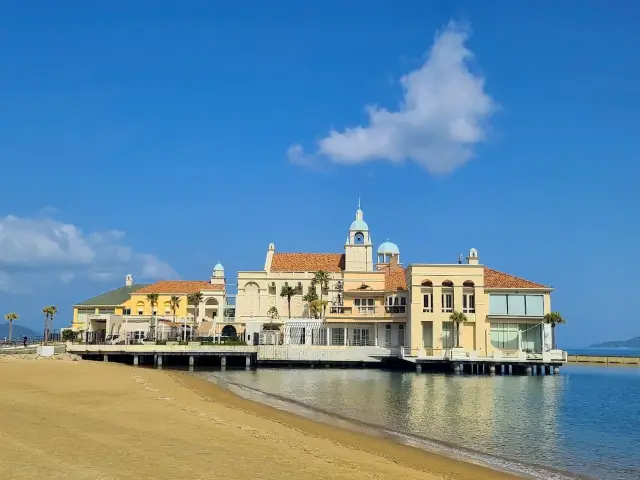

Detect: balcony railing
[328, 306, 378, 315]
[385, 305, 406, 314]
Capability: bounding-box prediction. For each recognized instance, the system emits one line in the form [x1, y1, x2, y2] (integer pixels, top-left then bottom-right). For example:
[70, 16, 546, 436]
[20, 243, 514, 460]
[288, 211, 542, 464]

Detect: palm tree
[146, 293, 159, 340]
[169, 296, 180, 340]
[4, 312, 19, 343]
[280, 285, 297, 320]
[302, 291, 319, 318]
[187, 292, 203, 341]
[49, 305, 57, 341]
[543, 312, 566, 350]
[311, 270, 331, 305]
[449, 311, 468, 348]
[42, 306, 53, 345]
[310, 299, 328, 319]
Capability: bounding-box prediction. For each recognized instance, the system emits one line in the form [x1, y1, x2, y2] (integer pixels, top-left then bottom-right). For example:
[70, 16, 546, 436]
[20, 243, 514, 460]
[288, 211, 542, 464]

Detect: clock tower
[344, 202, 373, 271]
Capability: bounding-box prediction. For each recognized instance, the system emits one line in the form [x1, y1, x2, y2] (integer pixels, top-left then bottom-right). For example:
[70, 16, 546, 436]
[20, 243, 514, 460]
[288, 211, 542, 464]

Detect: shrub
[155, 340, 167, 345]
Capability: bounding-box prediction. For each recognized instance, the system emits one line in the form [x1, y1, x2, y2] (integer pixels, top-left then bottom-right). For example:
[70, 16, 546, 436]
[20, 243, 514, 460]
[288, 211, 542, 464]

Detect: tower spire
[358, 194, 361, 210]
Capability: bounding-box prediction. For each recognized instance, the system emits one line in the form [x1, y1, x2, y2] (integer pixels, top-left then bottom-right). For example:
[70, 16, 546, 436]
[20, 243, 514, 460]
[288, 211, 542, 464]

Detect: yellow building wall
[127, 294, 190, 316]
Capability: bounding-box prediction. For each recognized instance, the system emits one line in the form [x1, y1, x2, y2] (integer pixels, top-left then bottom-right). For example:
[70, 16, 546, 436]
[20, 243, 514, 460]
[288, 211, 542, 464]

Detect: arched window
[421, 280, 433, 287]
[463, 280, 475, 288]
[136, 301, 144, 315]
[354, 232, 364, 244]
[442, 280, 454, 287]
[163, 301, 171, 315]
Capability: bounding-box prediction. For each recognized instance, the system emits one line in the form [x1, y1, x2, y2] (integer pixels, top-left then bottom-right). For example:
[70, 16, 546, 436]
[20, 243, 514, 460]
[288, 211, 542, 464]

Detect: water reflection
[217, 367, 640, 480]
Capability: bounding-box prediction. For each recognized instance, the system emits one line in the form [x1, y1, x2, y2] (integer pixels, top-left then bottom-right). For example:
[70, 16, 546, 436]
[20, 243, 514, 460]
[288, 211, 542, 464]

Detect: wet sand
[0, 358, 520, 480]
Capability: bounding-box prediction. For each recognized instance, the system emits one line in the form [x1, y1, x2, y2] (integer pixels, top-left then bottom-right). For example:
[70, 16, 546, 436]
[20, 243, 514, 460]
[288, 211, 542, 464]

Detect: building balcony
[326, 305, 407, 320]
[384, 305, 406, 315]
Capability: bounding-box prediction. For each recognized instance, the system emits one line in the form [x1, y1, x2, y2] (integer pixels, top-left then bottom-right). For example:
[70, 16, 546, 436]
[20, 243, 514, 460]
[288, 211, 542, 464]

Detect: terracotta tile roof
[134, 281, 224, 295]
[484, 267, 549, 289]
[270, 253, 345, 272]
[380, 265, 407, 291]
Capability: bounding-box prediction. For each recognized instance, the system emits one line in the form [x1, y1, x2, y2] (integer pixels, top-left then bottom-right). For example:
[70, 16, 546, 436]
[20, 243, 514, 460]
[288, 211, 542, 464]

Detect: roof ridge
[274, 252, 343, 255]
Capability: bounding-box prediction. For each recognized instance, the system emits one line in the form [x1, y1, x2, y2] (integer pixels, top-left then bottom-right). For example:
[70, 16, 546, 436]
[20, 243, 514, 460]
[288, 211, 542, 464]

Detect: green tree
[42, 306, 50, 344]
[280, 285, 297, 320]
[187, 292, 203, 340]
[4, 312, 19, 343]
[449, 311, 468, 348]
[302, 291, 319, 318]
[310, 299, 328, 319]
[146, 293, 159, 340]
[543, 312, 566, 350]
[41, 305, 57, 344]
[311, 270, 331, 308]
[267, 306, 279, 320]
[169, 296, 180, 339]
[146, 293, 159, 316]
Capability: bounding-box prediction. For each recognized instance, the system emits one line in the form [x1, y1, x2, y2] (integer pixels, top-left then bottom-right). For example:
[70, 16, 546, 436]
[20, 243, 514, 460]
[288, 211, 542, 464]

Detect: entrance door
[422, 322, 433, 354]
[384, 325, 391, 347]
[398, 324, 405, 347]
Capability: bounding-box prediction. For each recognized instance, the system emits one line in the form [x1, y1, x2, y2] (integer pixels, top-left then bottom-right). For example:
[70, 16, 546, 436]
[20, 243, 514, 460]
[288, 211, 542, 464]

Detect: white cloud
[0, 214, 177, 293]
[288, 22, 497, 174]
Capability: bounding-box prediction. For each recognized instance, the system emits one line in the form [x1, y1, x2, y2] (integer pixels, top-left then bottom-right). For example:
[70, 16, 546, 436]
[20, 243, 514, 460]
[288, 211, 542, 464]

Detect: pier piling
[133, 355, 139, 367]
[189, 355, 195, 372]
[220, 356, 227, 371]
[103, 355, 108, 363]
[416, 364, 422, 373]
[553, 366, 560, 375]
[156, 355, 163, 370]
[245, 355, 251, 371]
[489, 365, 496, 375]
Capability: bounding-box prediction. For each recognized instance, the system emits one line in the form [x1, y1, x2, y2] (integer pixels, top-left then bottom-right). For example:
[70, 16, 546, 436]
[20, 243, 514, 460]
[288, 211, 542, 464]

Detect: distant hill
[0, 323, 39, 339]
[590, 336, 640, 348]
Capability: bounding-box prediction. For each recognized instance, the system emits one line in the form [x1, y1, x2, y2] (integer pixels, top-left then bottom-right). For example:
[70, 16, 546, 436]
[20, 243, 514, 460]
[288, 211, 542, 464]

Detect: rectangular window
[507, 295, 526, 315]
[489, 294, 544, 316]
[123, 308, 131, 315]
[490, 323, 519, 350]
[520, 323, 542, 352]
[400, 297, 406, 306]
[441, 293, 453, 313]
[463, 293, 475, 313]
[489, 295, 508, 315]
[525, 295, 544, 316]
[423, 294, 432, 312]
[398, 324, 405, 346]
[442, 322, 455, 348]
[331, 328, 345, 346]
[353, 328, 370, 346]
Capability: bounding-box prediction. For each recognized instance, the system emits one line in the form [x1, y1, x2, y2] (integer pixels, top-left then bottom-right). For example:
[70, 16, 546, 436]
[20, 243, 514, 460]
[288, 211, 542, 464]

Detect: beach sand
[0, 358, 520, 480]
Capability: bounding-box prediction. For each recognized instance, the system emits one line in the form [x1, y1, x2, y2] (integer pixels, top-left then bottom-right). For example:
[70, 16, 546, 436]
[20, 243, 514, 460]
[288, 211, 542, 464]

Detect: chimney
[125, 274, 133, 286]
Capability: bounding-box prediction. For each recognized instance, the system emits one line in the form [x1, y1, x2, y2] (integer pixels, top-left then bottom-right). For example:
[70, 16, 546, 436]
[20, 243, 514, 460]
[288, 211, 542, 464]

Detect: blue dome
[213, 262, 224, 271]
[377, 240, 400, 255]
[350, 219, 369, 231]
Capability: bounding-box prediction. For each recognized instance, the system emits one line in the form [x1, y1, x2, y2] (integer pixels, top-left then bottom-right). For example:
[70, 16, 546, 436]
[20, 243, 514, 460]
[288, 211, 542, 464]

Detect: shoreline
[0, 357, 523, 480]
[195, 371, 577, 480]
[175, 369, 527, 480]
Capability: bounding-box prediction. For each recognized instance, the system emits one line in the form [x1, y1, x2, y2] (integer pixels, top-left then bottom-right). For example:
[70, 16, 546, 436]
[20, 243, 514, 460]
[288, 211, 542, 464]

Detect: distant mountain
[0, 323, 39, 339]
[590, 336, 640, 348]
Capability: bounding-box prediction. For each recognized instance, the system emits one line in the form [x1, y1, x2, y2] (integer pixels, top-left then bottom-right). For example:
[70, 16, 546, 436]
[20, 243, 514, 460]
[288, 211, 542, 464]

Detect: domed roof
[213, 262, 224, 271]
[350, 208, 369, 231]
[377, 240, 400, 255]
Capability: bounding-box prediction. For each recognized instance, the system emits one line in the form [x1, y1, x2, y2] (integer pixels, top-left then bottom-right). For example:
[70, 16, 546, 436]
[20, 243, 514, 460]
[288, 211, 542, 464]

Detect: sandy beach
[0, 357, 519, 480]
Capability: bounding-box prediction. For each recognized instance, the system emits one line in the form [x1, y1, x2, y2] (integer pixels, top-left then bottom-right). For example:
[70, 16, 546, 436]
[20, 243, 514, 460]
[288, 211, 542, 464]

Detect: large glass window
[489, 294, 545, 316]
[525, 295, 544, 316]
[490, 323, 519, 350]
[423, 293, 432, 312]
[442, 322, 455, 348]
[520, 323, 542, 352]
[331, 328, 345, 346]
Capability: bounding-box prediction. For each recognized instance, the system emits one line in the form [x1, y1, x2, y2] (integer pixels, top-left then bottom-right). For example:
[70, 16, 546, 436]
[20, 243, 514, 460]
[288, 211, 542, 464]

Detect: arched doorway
[221, 325, 237, 340]
[204, 298, 219, 321]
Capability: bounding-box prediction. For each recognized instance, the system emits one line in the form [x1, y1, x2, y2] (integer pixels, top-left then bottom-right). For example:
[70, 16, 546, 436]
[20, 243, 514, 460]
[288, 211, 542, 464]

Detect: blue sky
[1, 1, 639, 346]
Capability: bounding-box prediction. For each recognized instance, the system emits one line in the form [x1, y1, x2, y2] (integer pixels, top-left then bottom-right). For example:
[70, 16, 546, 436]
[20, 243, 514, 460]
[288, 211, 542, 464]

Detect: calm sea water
[566, 348, 640, 357]
[214, 366, 640, 480]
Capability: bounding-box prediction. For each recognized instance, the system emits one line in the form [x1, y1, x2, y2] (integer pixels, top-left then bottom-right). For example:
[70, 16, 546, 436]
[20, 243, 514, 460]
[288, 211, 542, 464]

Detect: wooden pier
[67, 343, 566, 375]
